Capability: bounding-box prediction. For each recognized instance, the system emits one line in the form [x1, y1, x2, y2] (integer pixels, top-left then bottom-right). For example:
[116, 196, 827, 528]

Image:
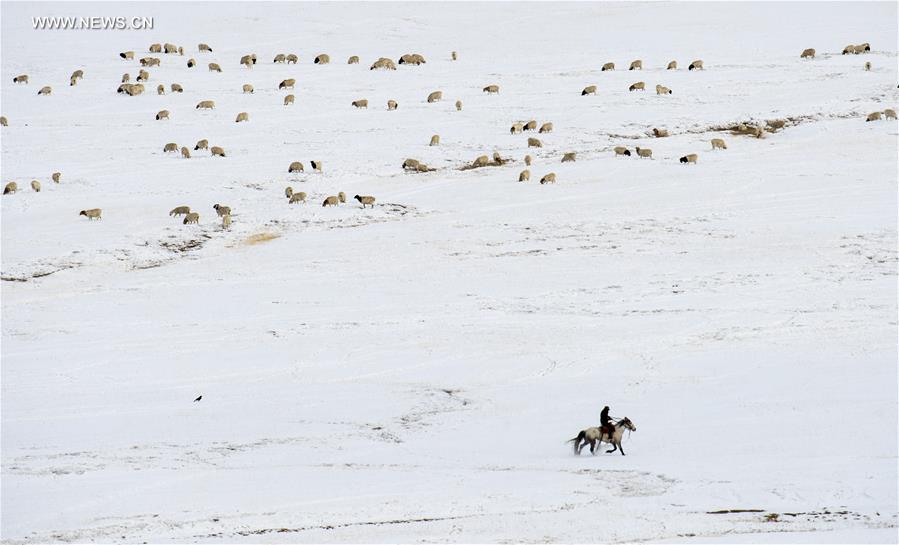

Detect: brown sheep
[884, 109, 897, 120]
[240, 54, 254, 68]
[156, 84, 165, 95]
[370, 57, 397, 70]
[38, 86, 52, 95]
[194, 139, 208, 150]
[171, 83, 183, 93]
[711, 138, 727, 150]
[169, 206, 191, 217]
[864, 61, 871, 71]
[164, 43, 178, 54]
[430, 134, 440, 146]
[866, 111, 882, 122]
[80, 208, 102, 220]
[679, 153, 698, 164]
[71, 69, 84, 81]
[13, 74, 29, 84]
[164, 142, 178, 153]
[655, 84, 672, 95]
[120, 51, 134, 60]
[539, 122, 553, 133]
[524, 120, 537, 131]
[0, 116, 7, 127]
[140, 57, 161, 67]
[338, 192, 346, 203]
[601, 62, 615, 71]
[561, 152, 576, 163]
[181, 147, 191, 158]
[208, 62, 222, 72]
[354, 195, 376, 208]
[527, 137, 543, 148]
[285, 186, 293, 198]
[222, 214, 231, 229]
[182, 212, 199, 224]
[199, 43, 213, 52]
[667, 60, 677, 70]
[242, 84, 254, 93]
[279, 78, 295, 90]
[187, 58, 196, 68]
[52, 172, 61, 183]
[519, 170, 530, 182]
[137, 69, 150, 82]
[473, 155, 490, 167]
[403, 159, 420, 171]
[800, 48, 816, 59]
[629, 81, 645, 92]
[289, 192, 307, 204]
[451, 51, 458, 60]
[635, 147, 652, 158]
[273, 53, 287, 63]
[539, 173, 556, 184]
[31, 180, 41, 192]
[387, 100, 398, 110]
[352, 99, 368, 108]
[322, 196, 339, 207]
[311, 160, 322, 172]
[213, 204, 231, 217]
[4, 182, 18, 194]
[348, 55, 360, 64]
[688, 60, 704, 70]
[652, 128, 669, 137]
[483, 84, 500, 94]
[210, 146, 225, 157]
[314, 54, 330, 64]
[524, 154, 532, 166]
[511, 122, 524, 134]
[287, 54, 298, 64]
[582, 85, 597, 96]
[284, 94, 295, 106]
[156, 110, 170, 120]
[629, 60, 643, 70]
[235, 112, 249, 123]
[289, 161, 304, 173]
[455, 100, 463, 111]
[766, 119, 786, 131]
[614, 146, 631, 157]
[427, 91, 443, 103]
[126, 83, 145, 96]
[122, 73, 130, 83]
[196, 100, 215, 109]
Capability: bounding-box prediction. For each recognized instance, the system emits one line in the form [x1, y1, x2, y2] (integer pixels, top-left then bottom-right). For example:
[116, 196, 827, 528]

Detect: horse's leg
[589, 439, 596, 455]
[606, 442, 618, 454]
[619, 442, 626, 456]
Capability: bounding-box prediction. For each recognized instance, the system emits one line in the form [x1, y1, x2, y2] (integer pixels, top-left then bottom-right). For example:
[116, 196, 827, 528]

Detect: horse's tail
[567, 430, 586, 454]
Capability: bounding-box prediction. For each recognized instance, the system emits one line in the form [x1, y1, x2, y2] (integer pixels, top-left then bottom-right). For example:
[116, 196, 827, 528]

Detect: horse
[567, 417, 636, 456]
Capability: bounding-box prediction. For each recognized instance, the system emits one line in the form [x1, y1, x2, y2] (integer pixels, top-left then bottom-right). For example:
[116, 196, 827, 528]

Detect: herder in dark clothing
[600, 405, 614, 437]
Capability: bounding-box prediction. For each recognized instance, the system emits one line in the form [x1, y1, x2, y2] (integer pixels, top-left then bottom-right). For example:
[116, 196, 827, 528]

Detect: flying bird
[193, 395, 202, 402]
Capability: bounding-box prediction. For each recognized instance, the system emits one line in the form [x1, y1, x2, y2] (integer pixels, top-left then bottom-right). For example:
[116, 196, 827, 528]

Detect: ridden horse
[568, 417, 636, 456]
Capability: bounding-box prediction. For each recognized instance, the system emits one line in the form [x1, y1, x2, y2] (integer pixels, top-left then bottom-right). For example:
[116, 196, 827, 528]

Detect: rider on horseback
[600, 405, 614, 438]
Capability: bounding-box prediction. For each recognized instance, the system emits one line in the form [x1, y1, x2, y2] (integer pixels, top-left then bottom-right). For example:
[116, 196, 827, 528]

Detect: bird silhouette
[193, 395, 202, 402]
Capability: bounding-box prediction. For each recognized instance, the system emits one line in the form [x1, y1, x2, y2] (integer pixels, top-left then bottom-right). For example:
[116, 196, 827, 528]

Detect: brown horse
[568, 417, 636, 456]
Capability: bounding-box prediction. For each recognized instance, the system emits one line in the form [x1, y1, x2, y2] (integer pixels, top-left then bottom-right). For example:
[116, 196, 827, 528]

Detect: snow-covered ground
[2, 2, 897, 543]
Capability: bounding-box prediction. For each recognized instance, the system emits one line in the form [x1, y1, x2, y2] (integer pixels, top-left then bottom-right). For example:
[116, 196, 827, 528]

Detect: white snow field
[2, 2, 897, 543]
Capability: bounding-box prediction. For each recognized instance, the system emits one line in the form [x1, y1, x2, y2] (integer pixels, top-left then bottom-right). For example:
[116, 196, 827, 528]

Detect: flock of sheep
[1, 39, 894, 231]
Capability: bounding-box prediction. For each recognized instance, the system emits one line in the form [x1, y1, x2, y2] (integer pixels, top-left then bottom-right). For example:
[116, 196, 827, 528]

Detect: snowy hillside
[1, 2, 897, 543]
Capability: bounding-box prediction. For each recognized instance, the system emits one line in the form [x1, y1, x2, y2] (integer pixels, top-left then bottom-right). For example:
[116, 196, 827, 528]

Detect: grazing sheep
[427, 91, 443, 103]
[287, 54, 298, 64]
[122, 73, 130, 83]
[235, 112, 249, 123]
[582, 85, 597, 95]
[655, 84, 672, 95]
[629, 81, 645, 92]
[884, 109, 896, 120]
[196, 100, 215, 109]
[866, 111, 882, 122]
[417, 163, 431, 172]
[222, 214, 231, 229]
[539, 173, 556, 184]
[140, 57, 161, 67]
[80, 208, 102, 220]
[289, 161, 304, 173]
[70, 75, 79, 86]
[561, 152, 576, 162]
[279, 78, 295, 90]
[71, 69, 84, 81]
[524, 120, 537, 131]
[493, 151, 508, 165]
[354, 195, 376, 208]
[711, 138, 727, 150]
[338, 192, 346, 203]
[430, 134, 440, 146]
[473, 155, 490, 167]
[211, 146, 225, 157]
[398, 53, 426, 65]
[652, 128, 669, 137]
[164, 142, 178, 153]
[38, 86, 52, 95]
[213, 204, 231, 217]
[289, 191, 307, 204]
[156, 84, 165, 95]
[13, 74, 28, 84]
[800, 48, 816, 59]
[859, 42, 871, 52]
[126, 83, 145, 96]
[284, 94, 295, 106]
[209, 62, 222, 72]
[240, 54, 254, 68]
[842, 44, 856, 55]
[766, 119, 786, 131]
[285, 186, 293, 198]
[679, 153, 698, 164]
[510, 122, 524, 134]
[688, 60, 704, 70]
[242, 83, 254, 93]
[539, 122, 553, 133]
[370, 57, 397, 70]
[171, 83, 183, 92]
[483, 84, 500, 94]
[524, 154, 532, 166]
[52, 172, 61, 183]
[164, 43, 178, 54]
[183, 212, 199, 224]
[31, 180, 41, 192]
[3, 182, 17, 194]
[635, 147, 652, 158]
[311, 160, 322, 172]
[348, 55, 360, 64]
[864, 61, 871, 71]
[273, 53, 287, 63]
[314, 54, 330, 64]
[614, 146, 631, 157]
[199, 43, 213, 52]
[181, 147, 191, 158]
[322, 196, 339, 207]
[187, 58, 196, 68]
[387, 99, 398, 110]
[527, 137, 543, 148]
[137, 69, 150, 82]
[602, 62, 615, 71]
[0, 116, 7, 127]
[156, 109, 170, 120]
[120, 51, 135, 60]
[169, 206, 191, 217]
[452, 51, 458, 60]
[667, 60, 678, 70]
[194, 139, 208, 150]
[455, 100, 463, 111]
[629, 60, 643, 70]
[352, 99, 368, 108]
[519, 170, 530, 182]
